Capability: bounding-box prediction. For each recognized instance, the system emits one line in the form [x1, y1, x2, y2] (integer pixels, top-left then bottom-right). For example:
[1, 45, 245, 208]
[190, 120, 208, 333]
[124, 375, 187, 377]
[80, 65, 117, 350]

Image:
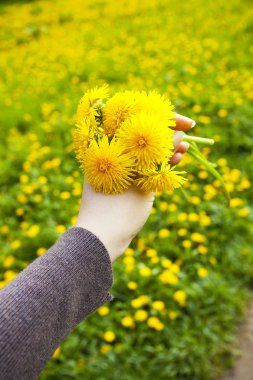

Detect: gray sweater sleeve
[0, 227, 114, 380]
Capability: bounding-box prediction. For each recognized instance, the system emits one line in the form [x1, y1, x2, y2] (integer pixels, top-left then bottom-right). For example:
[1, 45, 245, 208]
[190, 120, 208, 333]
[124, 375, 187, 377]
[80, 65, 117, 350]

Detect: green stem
[183, 135, 215, 145]
[188, 145, 231, 206]
[178, 187, 190, 202]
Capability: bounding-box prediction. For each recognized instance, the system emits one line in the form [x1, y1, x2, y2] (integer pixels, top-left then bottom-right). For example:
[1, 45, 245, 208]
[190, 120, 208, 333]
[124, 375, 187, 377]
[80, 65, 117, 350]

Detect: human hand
[76, 114, 195, 262]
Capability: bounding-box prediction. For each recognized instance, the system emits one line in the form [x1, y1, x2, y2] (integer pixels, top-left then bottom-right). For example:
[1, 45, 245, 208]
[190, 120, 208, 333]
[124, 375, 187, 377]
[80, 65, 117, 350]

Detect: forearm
[0, 227, 113, 380]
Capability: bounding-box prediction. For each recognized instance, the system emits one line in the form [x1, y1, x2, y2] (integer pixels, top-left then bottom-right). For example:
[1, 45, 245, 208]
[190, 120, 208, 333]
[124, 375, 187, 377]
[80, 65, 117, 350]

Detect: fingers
[173, 131, 184, 151]
[173, 113, 196, 131]
[170, 152, 183, 166]
[169, 141, 189, 166]
[176, 141, 189, 154]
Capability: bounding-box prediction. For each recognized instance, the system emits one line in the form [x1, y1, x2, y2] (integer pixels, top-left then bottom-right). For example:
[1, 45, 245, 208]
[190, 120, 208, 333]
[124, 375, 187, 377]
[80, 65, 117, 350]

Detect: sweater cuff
[56, 227, 114, 291]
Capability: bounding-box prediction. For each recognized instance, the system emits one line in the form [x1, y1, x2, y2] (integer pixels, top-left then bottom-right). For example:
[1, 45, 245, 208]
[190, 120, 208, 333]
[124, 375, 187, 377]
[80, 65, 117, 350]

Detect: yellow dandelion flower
[139, 266, 152, 277]
[135, 90, 176, 127]
[135, 164, 187, 193]
[198, 267, 209, 278]
[121, 315, 135, 328]
[37, 247, 47, 256]
[76, 100, 97, 130]
[52, 347, 61, 359]
[151, 300, 165, 312]
[84, 84, 109, 106]
[3, 256, 15, 269]
[103, 330, 116, 343]
[118, 112, 174, 170]
[168, 310, 178, 320]
[100, 345, 111, 354]
[98, 306, 110, 316]
[74, 118, 91, 163]
[76, 85, 109, 138]
[158, 228, 170, 238]
[103, 91, 137, 136]
[84, 136, 135, 194]
[134, 309, 148, 321]
[173, 290, 187, 307]
[127, 281, 138, 290]
[158, 270, 178, 285]
[147, 316, 165, 331]
[77, 84, 109, 120]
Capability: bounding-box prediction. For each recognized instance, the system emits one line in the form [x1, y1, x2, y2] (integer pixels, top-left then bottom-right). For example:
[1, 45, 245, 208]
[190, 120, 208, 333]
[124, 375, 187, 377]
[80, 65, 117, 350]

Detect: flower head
[103, 91, 137, 136]
[135, 90, 176, 127]
[84, 136, 135, 194]
[117, 112, 174, 170]
[135, 164, 187, 193]
[74, 118, 91, 163]
[76, 84, 109, 131]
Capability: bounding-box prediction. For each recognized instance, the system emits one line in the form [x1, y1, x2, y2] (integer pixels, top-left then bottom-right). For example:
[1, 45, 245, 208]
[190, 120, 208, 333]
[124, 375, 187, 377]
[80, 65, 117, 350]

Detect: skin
[76, 114, 195, 262]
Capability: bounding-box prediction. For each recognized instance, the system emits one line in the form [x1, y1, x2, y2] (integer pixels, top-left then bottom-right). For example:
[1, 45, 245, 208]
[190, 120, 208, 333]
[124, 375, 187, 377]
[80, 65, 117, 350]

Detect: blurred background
[0, 0, 253, 379]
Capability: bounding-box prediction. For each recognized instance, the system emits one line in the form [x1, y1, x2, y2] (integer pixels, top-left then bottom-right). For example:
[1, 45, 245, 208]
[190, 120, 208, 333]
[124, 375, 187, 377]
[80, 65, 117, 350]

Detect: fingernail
[191, 120, 196, 128]
[173, 131, 184, 140]
[181, 142, 189, 150]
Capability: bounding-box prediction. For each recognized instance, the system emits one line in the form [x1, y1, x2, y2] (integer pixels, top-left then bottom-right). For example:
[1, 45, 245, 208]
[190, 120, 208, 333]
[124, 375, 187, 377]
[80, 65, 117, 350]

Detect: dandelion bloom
[75, 84, 109, 137]
[103, 91, 137, 136]
[135, 164, 187, 193]
[118, 112, 174, 170]
[84, 136, 135, 194]
[74, 118, 92, 163]
[135, 90, 176, 127]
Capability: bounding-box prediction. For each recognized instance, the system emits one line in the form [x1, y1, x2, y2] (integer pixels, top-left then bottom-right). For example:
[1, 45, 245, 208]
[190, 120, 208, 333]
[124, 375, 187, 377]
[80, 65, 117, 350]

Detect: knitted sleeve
[0, 227, 114, 380]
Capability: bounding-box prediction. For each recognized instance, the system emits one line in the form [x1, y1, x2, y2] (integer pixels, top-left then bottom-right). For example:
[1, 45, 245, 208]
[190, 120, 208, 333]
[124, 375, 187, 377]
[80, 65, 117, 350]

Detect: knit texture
[0, 227, 114, 380]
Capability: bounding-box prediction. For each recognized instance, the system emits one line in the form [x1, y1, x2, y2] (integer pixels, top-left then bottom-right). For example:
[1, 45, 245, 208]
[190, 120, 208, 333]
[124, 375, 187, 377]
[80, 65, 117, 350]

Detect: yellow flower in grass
[131, 295, 149, 308]
[37, 247, 47, 256]
[0, 281, 7, 289]
[4, 270, 17, 282]
[118, 112, 174, 170]
[3, 256, 15, 268]
[147, 316, 165, 331]
[139, 266, 152, 277]
[52, 347, 61, 359]
[198, 267, 209, 278]
[134, 309, 148, 321]
[159, 270, 178, 285]
[197, 245, 208, 255]
[151, 300, 165, 311]
[121, 315, 135, 328]
[11, 240, 21, 250]
[98, 306, 110, 316]
[191, 232, 206, 243]
[103, 331, 116, 343]
[168, 310, 178, 320]
[127, 281, 138, 290]
[100, 345, 111, 354]
[84, 136, 135, 194]
[26, 225, 40, 238]
[135, 164, 187, 193]
[173, 290, 187, 307]
[103, 91, 137, 136]
[158, 228, 170, 238]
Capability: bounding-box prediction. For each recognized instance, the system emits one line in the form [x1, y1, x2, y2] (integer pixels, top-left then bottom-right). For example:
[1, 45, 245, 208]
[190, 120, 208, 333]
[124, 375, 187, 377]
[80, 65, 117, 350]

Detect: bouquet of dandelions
[74, 84, 229, 204]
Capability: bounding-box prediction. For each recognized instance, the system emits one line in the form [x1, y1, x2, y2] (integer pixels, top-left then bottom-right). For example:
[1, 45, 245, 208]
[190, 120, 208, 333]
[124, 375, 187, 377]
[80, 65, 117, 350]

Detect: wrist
[75, 218, 126, 262]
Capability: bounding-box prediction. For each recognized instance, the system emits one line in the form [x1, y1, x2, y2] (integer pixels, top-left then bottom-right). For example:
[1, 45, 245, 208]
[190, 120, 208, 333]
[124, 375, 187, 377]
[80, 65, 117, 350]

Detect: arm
[0, 228, 113, 380]
[0, 114, 194, 379]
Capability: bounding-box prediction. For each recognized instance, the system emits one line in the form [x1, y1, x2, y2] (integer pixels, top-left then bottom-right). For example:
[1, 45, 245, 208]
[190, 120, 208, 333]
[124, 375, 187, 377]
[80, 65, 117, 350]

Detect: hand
[76, 114, 195, 262]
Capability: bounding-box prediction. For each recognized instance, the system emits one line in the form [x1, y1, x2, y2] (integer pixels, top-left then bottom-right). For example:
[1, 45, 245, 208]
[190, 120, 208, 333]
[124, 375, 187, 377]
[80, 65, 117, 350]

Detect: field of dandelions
[0, 0, 253, 379]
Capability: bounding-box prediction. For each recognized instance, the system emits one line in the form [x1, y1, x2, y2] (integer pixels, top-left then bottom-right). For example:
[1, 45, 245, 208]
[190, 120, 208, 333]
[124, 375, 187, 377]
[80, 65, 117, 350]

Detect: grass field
[0, 0, 253, 379]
